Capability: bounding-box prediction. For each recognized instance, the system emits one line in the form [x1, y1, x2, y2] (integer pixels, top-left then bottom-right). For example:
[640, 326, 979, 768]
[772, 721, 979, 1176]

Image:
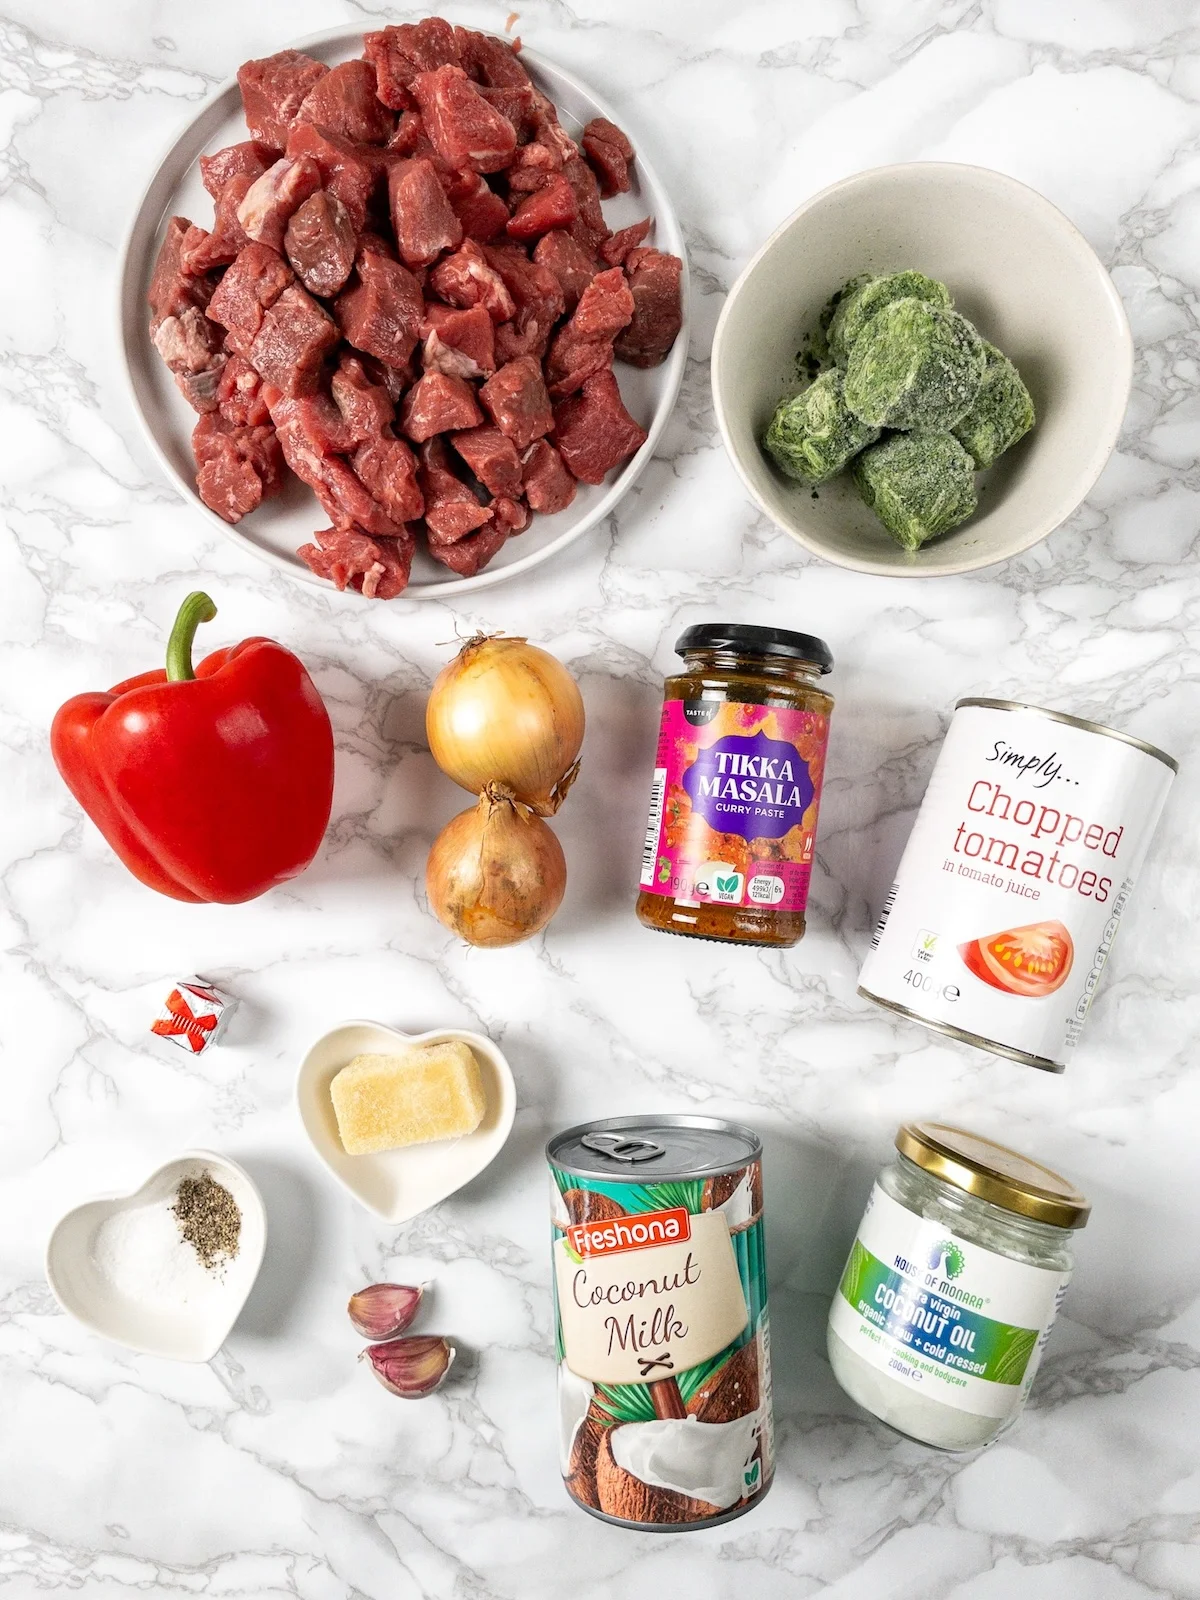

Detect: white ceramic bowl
[118, 26, 689, 599]
[45, 1150, 267, 1362]
[296, 1020, 516, 1222]
[712, 162, 1132, 577]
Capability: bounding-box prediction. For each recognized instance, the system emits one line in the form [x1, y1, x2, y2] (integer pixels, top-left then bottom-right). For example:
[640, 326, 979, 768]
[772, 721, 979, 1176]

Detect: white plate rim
[117, 25, 690, 600]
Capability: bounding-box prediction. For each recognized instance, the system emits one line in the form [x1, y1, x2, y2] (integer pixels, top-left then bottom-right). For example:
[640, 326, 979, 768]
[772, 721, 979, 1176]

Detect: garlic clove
[362, 1335, 455, 1398]
[348, 1282, 424, 1341]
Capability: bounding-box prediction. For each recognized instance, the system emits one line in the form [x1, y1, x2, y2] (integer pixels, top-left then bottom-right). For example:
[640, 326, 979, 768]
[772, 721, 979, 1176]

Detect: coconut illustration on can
[548, 1116, 773, 1529]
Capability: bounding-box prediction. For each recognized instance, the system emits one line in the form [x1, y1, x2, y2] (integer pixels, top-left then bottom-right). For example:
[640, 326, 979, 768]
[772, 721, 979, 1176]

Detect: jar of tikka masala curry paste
[636, 624, 834, 947]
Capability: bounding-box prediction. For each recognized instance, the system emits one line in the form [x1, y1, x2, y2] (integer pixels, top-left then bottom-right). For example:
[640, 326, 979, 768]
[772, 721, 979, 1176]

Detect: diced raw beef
[529, 91, 579, 164]
[298, 525, 415, 599]
[563, 154, 610, 255]
[423, 304, 496, 379]
[615, 247, 684, 368]
[545, 266, 634, 396]
[448, 171, 509, 242]
[266, 388, 357, 454]
[355, 351, 409, 403]
[268, 385, 401, 535]
[419, 437, 491, 542]
[553, 368, 647, 483]
[296, 59, 395, 145]
[521, 438, 576, 514]
[238, 51, 329, 150]
[248, 284, 339, 397]
[581, 117, 635, 197]
[364, 19, 461, 111]
[153, 304, 226, 412]
[331, 354, 394, 440]
[237, 156, 322, 251]
[506, 175, 578, 241]
[284, 190, 357, 297]
[451, 424, 522, 496]
[428, 240, 515, 321]
[411, 65, 517, 174]
[285, 123, 379, 230]
[453, 28, 531, 90]
[192, 412, 283, 523]
[478, 84, 537, 140]
[507, 141, 563, 194]
[533, 230, 598, 313]
[489, 495, 530, 534]
[479, 355, 553, 448]
[600, 217, 651, 267]
[181, 175, 256, 274]
[335, 247, 424, 369]
[388, 157, 463, 267]
[387, 111, 431, 159]
[401, 372, 483, 441]
[483, 244, 564, 359]
[427, 517, 509, 574]
[206, 243, 294, 355]
[218, 354, 271, 427]
[149, 217, 216, 334]
[200, 140, 275, 200]
[352, 434, 424, 522]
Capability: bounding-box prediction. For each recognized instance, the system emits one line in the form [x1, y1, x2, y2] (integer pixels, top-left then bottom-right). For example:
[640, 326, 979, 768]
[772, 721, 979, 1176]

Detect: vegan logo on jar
[567, 1205, 692, 1259]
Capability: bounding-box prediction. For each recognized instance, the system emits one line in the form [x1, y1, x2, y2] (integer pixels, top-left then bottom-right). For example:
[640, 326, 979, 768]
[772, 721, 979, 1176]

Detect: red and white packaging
[150, 976, 237, 1056]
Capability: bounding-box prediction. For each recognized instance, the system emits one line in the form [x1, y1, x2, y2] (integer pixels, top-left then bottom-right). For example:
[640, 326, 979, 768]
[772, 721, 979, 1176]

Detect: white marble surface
[3, 1, 1200, 1594]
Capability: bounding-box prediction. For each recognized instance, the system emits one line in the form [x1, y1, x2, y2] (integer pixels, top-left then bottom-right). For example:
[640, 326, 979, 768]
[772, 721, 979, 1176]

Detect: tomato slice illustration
[959, 920, 1074, 998]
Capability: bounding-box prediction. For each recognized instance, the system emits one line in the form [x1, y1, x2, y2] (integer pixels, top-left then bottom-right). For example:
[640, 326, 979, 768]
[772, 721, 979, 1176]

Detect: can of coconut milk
[858, 698, 1177, 1072]
[548, 1116, 773, 1529]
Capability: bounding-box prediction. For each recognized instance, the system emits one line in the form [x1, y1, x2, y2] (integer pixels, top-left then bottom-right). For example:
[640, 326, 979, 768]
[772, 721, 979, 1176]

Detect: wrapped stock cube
[150, 977, 237, 1055]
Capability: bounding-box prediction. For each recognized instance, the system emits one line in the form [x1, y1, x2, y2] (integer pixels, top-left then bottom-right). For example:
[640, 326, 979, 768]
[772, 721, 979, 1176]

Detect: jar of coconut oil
[827, 1123, 1089, 1451]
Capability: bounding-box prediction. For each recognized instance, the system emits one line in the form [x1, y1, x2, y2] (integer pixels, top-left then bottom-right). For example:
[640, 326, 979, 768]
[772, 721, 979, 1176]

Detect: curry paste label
[639, 699, 830, 913]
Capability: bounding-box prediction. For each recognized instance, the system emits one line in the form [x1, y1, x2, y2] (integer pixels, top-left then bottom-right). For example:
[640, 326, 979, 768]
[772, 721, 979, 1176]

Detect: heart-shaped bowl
[45, 1150, 267, 1362]
[296, 1020, 516, 1223]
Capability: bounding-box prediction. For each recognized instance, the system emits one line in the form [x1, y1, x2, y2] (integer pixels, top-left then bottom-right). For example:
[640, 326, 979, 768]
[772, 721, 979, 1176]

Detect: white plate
[296, 1020, 516, 1222]
[45, 1150, 267, 1363]
[118, 26, 689, 599]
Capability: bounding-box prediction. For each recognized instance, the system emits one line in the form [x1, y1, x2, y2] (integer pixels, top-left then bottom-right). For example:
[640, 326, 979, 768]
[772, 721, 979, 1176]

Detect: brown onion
[426, 784, 567, 947]
[425, 635, 584, 815]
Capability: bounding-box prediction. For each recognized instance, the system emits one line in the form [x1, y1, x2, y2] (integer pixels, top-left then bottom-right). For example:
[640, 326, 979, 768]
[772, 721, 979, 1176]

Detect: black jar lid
[675, 623, 833, 674]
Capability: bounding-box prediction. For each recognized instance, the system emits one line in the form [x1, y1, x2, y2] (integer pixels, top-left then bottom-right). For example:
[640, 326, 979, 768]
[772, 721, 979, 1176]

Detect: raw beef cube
[387, 111, 432, 158]
[428, 240, 515, 321]
[411, 65, 516, 174]
[269, 393, 401, 535]
[427, 518, 510, 575]
[352, 434, 424, 522]
[238, 51, 329, 150]
[401, 372, 483, 442]
[200, 140, 275, 199]
[489, 495, 530, 534]
[181, 175, 256, 274]
[453, 28, 532, 90]
[615, 247, 684, 368]
[478, 84, 537, 140]
[452, 424, 522, 496]
[206, 243, 294, 355]
[419, 437, 491, 542]
[299, 524, 415, 599]
[248, 285, 339, 397]
[285, 123, 379, 231]
[553, 369, 647, 483]
[600, 217, 651, 267]
[192, 412, 283, 523]
[335, 247, 424, 369]
[533, 230, 598, 314]
[355, 351, 409, 403]
[529, 91, 580, 164]
[507, 141, 563, 193]
[148, 217, 215, 333]
[545, 266, 634, 396]
[296, 59, 394, 145]
[581, 117, 635, 197]
[479, 355, 553, 448]
[483, 244, 564, 359]
[266, 388, 357, 456]
[521, 438, 576, 514]
[154, 305, 227, 412]
[388, 157, 463, 267]
[563, 154, 610, 255]
[331, 354, 395, 440]
[237, 156, 322, 251]
[364, 19, 461, 110]
[423, 304, 496, 379]
[449, 170, 509, 242]
[506, 175, 577, 241]
[218, 354, 271, 427]
[284, 190, 357, 297]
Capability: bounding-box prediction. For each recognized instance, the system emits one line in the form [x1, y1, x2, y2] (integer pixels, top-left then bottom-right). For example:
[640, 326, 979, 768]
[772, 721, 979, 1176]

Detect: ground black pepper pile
[171, 1170, 241, 1271]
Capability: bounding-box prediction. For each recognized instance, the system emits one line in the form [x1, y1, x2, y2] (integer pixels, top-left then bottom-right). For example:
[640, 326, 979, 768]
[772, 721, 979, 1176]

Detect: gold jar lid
[895, 1122, 1090, 1230]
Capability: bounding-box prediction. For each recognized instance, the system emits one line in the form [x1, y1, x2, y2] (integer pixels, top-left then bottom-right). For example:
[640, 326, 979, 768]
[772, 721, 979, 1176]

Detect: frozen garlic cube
[330, 1042, 487, 1156]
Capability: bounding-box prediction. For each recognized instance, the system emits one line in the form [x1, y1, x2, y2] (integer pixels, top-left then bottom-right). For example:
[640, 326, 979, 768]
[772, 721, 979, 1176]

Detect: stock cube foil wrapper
[150, 977, 237, 1056]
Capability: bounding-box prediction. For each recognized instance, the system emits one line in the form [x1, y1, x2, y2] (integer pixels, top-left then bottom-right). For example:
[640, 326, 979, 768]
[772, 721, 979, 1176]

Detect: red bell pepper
[51, 592, 334, 904]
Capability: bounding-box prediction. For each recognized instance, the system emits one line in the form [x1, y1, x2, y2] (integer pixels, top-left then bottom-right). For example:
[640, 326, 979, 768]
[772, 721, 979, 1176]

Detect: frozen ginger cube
[330, 1041, 487, 1155]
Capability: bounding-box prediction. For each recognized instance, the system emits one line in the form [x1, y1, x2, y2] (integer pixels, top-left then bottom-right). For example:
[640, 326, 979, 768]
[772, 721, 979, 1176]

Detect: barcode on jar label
[640, 768, 667, 887]
[871, 883, 898, 948]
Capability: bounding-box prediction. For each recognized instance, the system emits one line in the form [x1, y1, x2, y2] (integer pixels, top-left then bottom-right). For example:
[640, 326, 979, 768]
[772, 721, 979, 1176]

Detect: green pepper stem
[165, 592, 218, 683]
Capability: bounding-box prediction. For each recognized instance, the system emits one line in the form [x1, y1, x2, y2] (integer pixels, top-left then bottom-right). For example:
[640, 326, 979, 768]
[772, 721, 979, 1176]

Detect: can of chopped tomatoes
[857, 698, 1177, 1073]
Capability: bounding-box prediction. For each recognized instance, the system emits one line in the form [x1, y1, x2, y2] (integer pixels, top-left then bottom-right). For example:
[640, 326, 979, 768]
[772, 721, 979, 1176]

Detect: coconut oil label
[829, 1184, 1068, 1419]
[639, 699, 829, 913]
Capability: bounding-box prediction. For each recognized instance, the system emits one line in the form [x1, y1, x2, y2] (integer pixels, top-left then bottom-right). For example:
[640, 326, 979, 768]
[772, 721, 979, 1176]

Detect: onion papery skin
[426, 786, 567, 947]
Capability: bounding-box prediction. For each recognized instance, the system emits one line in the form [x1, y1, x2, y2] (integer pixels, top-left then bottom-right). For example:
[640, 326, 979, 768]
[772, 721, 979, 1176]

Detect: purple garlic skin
[362, 1335, 455, 1398]
[348, 1283, 424, 1341]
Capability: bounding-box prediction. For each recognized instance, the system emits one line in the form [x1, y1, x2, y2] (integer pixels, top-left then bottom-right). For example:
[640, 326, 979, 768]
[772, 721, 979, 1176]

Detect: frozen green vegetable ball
[951, 341, 1035, 468]
[763, 370, 881, 484]
[853, 430, 978, 551]
[844, 298, 986, 430]
[816, 272, 873, 362]
[826, 270, 952, 366]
